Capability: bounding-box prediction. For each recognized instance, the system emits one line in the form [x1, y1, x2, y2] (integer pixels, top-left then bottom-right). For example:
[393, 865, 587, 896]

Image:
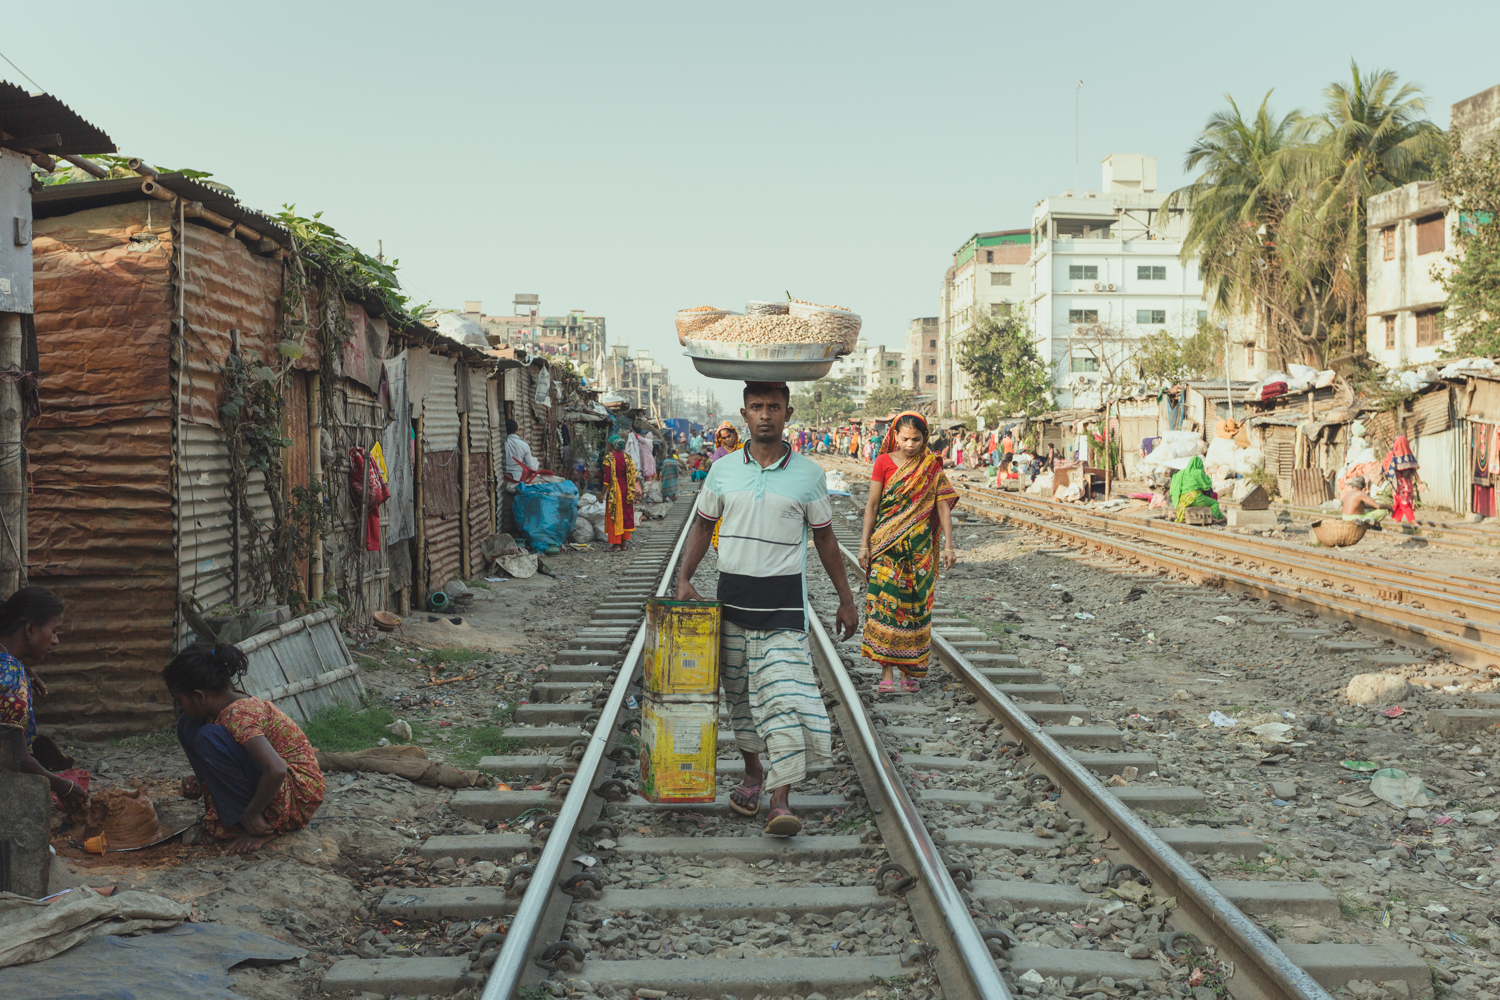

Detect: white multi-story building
[938, 230, 1031, 417]
[1365, 84, 1500, 367]
[1027, 154, 1221, 408]
[903, 317, 939, 393]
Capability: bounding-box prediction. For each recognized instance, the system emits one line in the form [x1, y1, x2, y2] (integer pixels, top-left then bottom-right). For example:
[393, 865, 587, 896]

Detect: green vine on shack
[216, 205, 424, 615]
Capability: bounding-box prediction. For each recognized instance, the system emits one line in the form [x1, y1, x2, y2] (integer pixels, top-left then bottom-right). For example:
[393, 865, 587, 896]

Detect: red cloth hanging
[348, 447, 390, 551]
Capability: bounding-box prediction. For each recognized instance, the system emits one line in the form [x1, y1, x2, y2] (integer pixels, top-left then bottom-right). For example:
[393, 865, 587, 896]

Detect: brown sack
[316, 744, 484, 789]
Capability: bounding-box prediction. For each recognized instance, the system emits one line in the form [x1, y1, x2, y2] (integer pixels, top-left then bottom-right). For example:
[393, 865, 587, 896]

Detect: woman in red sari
[858, 412, 959, 693]
[1383, 435, 1420, 524]
[602, 434, 640, 551]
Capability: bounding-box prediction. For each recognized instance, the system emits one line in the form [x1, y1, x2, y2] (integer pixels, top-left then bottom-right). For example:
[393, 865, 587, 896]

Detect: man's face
[741, 392, 791, 445]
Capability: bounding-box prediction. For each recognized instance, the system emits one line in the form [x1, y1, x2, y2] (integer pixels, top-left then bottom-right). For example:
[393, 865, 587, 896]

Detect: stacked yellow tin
[638, 599, 721, 803]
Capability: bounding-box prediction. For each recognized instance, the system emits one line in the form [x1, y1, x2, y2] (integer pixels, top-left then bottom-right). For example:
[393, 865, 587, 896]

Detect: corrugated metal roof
[32, 173, 292, 248]
[0, 81, 115, 154]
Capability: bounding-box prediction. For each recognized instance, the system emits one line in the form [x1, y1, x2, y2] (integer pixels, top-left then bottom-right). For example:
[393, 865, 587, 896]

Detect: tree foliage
[1163, 62, 1444, 370]
[1436, 128, 1500, 356]
[1133, 326, 1227, 384]
[862, 385, 919, 417]
[956, 313, 1052, 417]
[790, 376, 857, 424]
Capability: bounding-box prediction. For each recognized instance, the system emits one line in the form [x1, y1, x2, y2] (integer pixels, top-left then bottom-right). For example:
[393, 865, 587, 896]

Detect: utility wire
[0, 50, 45, 93]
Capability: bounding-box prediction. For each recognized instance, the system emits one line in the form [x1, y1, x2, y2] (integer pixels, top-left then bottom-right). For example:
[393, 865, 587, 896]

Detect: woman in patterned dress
[165, 643, 324, 855]
[602, 434, 640, 551]
[859, 412, 959, 694]
[0, 587, 87, 807]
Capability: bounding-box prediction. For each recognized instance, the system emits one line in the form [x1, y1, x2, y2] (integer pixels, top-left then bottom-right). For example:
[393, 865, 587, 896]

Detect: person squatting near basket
[166, 643, 325, 855]
[676, 382, 859, 837]
[1341, 475, 1392, 526]
[858, 412, 958, 694]
[601, 434, 641, 551]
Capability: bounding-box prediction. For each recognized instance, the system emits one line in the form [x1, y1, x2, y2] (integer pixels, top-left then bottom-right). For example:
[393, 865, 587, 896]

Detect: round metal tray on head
[686, 354, 837, 381]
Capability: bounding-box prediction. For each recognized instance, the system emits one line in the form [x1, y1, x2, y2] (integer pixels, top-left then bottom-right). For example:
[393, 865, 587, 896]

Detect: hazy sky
[7, 1, 1499, 402]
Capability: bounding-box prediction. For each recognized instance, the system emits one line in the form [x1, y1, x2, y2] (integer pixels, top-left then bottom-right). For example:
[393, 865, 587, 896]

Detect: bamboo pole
[459, 411, 471, 579]
[140, 179, 271, 246]
[414, 414, 426, 607]
[0, 314, 26, 595]
[309, 377, 324, 601]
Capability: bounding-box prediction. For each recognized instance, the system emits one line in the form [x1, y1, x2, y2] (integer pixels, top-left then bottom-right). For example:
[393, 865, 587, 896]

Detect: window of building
[1137, 265, 1167, 280]
[990, 271, 1012, 286]
[1416, 214, 1445, 255]
[890, 377, 898, 385]
[990, 302, 1011, 316]
[985, 250, 994, 263]
[1068, 265, 1099, 280]
[1381, 226, 1396, 261]
[1416, 310, 1442, 346]
[928, 338, 937, 349]
[1197, 309, 1209, 324]
[924, 374, 938, 384]
[1068, 309, 1099, 324]
[1137, 309, 1166, 324]
[928, 357, 936, 365]
[1383, 315, 1396, 350]
[885, 359, 897, 367]
[1244, 343, 1255, 369]
[1070, 356, 1098, 373]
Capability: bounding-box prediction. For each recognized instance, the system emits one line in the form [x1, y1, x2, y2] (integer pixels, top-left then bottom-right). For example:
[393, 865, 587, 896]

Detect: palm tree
[1277, 61, 1446, 361]
[1163, 92, 1303, 313]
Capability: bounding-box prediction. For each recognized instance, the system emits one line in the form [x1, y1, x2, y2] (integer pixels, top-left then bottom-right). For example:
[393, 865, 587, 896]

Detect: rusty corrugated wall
[423, 451, 462, 590]
[28, 203, 178, 736]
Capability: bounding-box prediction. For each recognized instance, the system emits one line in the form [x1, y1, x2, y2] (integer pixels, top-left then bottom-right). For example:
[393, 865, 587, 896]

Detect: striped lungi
[721, 621, 831, 791]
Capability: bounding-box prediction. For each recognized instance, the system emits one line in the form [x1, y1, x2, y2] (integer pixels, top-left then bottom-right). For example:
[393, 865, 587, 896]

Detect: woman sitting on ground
[1169, 456, 1224, 522]
[0, 587, 87, 808]
[166, 643, 324, 854]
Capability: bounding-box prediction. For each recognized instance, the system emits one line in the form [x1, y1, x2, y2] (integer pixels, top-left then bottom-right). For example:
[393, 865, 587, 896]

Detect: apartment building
[937, 230, 1031, 417]
[600, 344, 672, 418]
[1026, 154, 1220, 408]
[468, 296, 607, 375]
[904, 317, 939, 393]
[864, 345, 905, 399]
[1366, 84, 1500, 366]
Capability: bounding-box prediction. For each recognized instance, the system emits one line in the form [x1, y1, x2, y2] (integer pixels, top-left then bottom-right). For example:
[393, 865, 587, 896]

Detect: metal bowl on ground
[372, 610, 402, 631]
[1311, 518, 1367, 547]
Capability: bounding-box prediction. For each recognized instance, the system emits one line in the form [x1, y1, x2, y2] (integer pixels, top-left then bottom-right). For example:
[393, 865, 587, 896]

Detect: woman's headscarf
[714, 421, 739, 449]
[879, 411, 929, 457]
[1382, 434, 1418, 479]
[608, 434, 625, 451]
[1169, 455, 1213, 507]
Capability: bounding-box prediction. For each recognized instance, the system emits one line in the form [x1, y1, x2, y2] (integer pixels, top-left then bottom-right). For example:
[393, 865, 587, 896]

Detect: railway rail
[819, 457, 1437, 1000]
[320, 468, 1438, 1000]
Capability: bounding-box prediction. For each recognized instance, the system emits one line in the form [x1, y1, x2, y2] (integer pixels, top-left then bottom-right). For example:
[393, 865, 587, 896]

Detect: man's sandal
[763, 807, 802, 837]
[728, 783, 762, 817]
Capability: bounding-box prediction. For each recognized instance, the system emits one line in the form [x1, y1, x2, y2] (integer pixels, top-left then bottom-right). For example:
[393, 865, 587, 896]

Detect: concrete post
[0, 313, 25, 596]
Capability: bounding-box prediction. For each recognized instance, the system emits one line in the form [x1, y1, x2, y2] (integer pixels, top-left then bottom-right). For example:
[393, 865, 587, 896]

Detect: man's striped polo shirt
[694, 443, 833, 632]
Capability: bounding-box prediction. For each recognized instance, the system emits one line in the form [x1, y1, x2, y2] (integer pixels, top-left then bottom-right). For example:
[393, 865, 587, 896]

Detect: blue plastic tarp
[512, 480, 580, 551]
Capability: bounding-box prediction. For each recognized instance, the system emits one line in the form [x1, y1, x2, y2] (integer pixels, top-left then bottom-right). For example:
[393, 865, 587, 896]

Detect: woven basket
[1311, 519, 1367, 547]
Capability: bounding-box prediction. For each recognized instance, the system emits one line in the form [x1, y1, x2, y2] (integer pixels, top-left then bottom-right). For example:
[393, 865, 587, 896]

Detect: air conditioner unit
[1108, 283, 1116, 291]
[1093, 282, 1102, 291]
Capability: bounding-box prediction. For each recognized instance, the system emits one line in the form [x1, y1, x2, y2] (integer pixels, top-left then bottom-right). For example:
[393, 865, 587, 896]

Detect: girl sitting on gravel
[165, 643, 325, 855]
[859, 412, 959, 694]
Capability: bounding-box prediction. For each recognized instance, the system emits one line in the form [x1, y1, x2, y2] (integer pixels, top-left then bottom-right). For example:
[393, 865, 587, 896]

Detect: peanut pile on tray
[676, 300, 861, 353]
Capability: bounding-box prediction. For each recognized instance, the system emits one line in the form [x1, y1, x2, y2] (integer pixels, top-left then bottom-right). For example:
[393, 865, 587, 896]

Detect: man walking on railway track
[676, 381, 859, 837]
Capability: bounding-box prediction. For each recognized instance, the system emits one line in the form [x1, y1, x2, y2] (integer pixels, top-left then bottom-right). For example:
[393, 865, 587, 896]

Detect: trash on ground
[1368, 768, 1436, 808]
[1377, 705, 1405, 717]
[1249, 722, 1294, 743]
[1339, 760, 1379, 771]
[1207, 710, 1239, 727]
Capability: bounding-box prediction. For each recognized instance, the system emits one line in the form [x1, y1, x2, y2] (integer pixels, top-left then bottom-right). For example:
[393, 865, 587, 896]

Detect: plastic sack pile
[1136, 430, 1207, 477]
[512, 480, 580, 552]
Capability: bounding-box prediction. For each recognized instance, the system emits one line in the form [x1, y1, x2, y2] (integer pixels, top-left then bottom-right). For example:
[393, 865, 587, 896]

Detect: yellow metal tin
[637, 695, 718, 803]
[643, 598, 720, 697]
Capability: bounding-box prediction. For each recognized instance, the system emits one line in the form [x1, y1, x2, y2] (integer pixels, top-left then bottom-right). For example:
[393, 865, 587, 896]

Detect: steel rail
[480, 510, 694, 999]
[945, 490, 1500, 668]
[929, 630, 1334, 1000]
[803, 595, 1014, 1000]
[958, 485, 1500, 600]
